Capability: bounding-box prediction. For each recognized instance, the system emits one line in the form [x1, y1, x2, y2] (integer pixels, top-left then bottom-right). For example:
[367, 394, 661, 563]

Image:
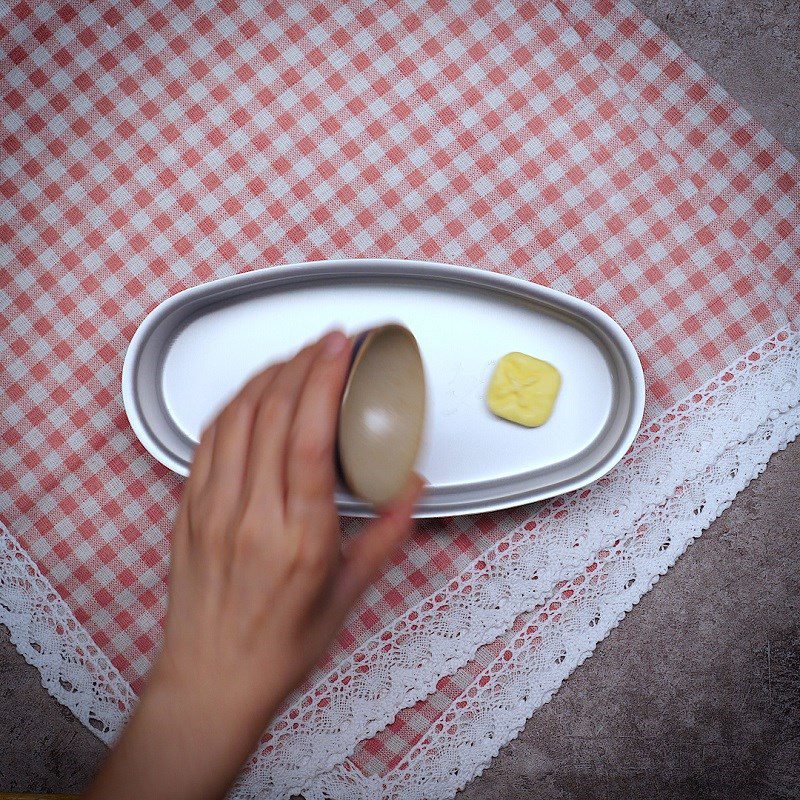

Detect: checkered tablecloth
[1, 0, 798, 795]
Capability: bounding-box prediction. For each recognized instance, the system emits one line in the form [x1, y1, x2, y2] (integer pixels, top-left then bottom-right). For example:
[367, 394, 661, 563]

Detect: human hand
[86, 330, 423, 800]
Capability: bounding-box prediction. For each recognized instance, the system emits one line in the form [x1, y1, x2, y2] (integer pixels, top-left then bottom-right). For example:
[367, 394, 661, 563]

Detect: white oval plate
[123, 259, 645, 517]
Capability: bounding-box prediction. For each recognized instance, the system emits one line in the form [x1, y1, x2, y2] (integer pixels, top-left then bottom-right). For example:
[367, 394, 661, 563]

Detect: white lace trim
[232, 325, 800, 797]
[306, 372, 800, 800]
[0, 326, 797, 797]
[0, 522, 135, 744]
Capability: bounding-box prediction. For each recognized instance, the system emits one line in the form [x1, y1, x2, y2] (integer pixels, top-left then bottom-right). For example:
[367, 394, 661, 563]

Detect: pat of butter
[486, 352, 561, 427]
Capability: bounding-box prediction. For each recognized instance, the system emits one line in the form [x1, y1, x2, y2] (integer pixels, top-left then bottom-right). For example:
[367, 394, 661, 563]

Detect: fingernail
[323, 330, 347, 358]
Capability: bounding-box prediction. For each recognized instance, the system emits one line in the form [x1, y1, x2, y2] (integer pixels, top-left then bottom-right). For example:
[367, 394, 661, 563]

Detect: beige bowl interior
[338, 324, 426, 508]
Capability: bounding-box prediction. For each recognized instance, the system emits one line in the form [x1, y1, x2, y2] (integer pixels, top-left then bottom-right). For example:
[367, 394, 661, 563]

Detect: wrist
[146, 653, 282, 736]
[149, 648, 285, 734]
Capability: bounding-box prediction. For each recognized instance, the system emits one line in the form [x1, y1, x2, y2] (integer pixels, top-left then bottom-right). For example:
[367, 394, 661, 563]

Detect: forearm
[85, 671, 278, 800]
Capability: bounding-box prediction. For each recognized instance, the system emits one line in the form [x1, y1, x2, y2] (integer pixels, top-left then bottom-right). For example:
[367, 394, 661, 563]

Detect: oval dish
[122, 259, 645, 517]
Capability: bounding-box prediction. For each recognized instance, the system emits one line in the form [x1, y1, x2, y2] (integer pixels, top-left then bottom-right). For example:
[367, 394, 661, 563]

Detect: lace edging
[307, 400, 800, 800]
[0, 521, 135, 744]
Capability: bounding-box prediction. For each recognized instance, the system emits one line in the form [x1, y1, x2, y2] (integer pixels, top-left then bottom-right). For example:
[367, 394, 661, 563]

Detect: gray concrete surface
[1, 0, 798, 796]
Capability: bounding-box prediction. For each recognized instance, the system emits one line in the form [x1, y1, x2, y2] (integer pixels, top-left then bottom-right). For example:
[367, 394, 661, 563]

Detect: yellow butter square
[487, 352, 561, 427]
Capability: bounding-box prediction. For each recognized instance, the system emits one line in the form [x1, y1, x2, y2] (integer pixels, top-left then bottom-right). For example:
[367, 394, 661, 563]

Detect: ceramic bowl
[338, 324, 426, 507]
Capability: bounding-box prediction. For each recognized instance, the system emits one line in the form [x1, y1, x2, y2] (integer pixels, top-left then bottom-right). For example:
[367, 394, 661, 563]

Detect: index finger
[285, 330, 352, 520]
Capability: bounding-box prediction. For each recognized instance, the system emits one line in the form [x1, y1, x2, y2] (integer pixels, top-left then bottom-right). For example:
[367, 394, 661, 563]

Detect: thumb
[330, 474, 425, 619]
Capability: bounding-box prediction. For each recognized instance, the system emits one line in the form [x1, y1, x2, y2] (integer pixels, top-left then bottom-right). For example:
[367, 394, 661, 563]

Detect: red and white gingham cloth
[1, 0, 798, 772]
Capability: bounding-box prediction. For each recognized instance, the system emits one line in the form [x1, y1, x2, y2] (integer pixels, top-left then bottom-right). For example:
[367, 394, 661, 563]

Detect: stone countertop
[1, 1, 798, 797]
